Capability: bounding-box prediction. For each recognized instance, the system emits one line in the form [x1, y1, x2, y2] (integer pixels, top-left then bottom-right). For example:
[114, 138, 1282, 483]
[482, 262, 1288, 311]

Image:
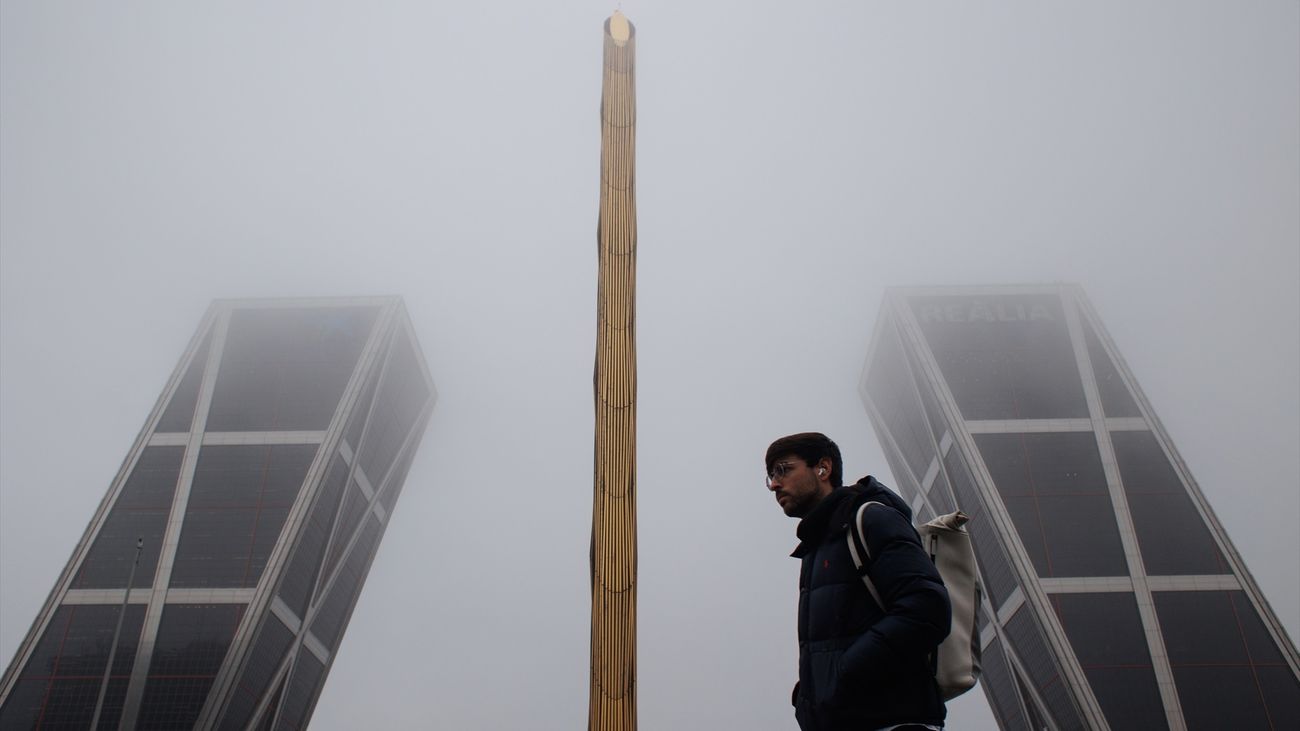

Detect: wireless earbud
[818, 468, 826, 476]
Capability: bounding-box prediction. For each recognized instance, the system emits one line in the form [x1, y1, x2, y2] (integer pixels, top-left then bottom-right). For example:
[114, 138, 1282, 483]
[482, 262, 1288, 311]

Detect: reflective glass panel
[253, 675, 286, 731]
[1081, 319, 1141, 418]
[1155, 591, 1299, 729]
[1004, 606, 1082, 729]
[318, 481, 368, 596]
[1052, 593, 1167, 730]
[171, 445, 315, 589]
[0, 604, 145, 731]
[219, 616, 295, 731]
[206, 307, 378, 432]
[977, 433, 1127, 577]
[378, 442, 418, 514]
[75, 447, 185, 589]
[273, 652, 324, 731]
[1111, 431, 1228, 575]
[944, 449, 1018, 607]
[278, 456, 349, 618]
[343, 367, 379, 453]
[1016, 672, 1052, 731]
[157, 332, 212, 432]
[903, 337, 953, 448]
[311, 514, 381, 650]
[356, 331, 429, 486]
[980, 641, 1030, 731]
[137, 604, 244, 731]
[926, 471, 955, 518]
[864, 318, 935, 483]
[879, 441, 923, 506]
[910, 294, 1088, 419]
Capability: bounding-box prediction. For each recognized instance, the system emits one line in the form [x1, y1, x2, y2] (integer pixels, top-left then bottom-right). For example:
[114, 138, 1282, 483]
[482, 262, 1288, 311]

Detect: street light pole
[89, 537, 142, 730]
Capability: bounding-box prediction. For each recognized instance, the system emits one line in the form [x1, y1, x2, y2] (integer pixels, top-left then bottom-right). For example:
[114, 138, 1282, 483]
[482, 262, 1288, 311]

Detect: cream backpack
[845, 502, 982, 701]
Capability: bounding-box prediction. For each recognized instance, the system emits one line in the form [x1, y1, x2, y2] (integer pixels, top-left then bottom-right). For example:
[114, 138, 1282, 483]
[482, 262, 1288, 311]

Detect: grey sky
[2, 2, 1296, 729]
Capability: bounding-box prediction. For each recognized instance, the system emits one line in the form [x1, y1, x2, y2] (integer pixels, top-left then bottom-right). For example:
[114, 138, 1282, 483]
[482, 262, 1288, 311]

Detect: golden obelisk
[590, 10, 637, 731]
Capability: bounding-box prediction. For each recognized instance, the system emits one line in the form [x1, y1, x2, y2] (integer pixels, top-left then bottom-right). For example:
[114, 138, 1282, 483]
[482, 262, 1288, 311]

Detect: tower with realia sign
[861, 284, 1299, 730]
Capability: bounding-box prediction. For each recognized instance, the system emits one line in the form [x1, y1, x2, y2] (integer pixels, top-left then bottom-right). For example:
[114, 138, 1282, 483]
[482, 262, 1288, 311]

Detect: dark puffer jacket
[791, 477, 950, 730]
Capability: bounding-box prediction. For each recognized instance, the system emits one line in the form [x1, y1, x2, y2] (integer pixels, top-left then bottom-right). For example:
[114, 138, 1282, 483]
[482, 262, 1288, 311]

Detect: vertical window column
[118, 310, 233, 729]
[1062, 291, 1185, 728]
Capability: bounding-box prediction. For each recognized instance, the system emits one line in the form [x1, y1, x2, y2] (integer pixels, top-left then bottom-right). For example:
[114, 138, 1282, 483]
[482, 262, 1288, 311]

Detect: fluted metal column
[589, 10, 637, 731]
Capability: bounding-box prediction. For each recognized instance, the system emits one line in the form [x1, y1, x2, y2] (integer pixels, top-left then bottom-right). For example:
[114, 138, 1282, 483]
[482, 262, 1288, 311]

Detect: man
[767, 432, 950, 731]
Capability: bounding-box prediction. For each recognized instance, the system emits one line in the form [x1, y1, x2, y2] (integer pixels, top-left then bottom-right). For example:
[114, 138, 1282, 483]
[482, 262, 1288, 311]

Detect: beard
[784, 496, 813, 518]
[778, 473, 821, 518]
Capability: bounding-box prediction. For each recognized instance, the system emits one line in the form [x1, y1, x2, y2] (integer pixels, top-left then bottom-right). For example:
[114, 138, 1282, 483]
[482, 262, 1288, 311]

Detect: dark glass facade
[1051, 593, 1167, 730]
[0, 298, 436, 731]
[171, 445, 317, 589]
[276, 457, 349, 620]
[0, 605, 146, 730]
[911, 295, 1088, 420]
[137, 605, 245, 730]
[1155, 591, 1300, 730]
[976, 433, 1127, 578]
[862, 285, 1300, 730]
[73, 447, 184, 590]
[205, 307, 378, 433]
[1110, 430, 1229, 576]
[218, 616, 294, 731]
[156, 334, 212, 433]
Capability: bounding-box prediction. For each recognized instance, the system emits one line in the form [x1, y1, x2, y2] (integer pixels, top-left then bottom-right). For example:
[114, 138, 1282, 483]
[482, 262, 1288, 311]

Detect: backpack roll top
[918, 511, 982, 701]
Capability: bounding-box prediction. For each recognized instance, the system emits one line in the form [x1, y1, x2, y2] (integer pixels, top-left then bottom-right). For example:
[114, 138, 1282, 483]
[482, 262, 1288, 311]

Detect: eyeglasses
[766, 460, 798, 487]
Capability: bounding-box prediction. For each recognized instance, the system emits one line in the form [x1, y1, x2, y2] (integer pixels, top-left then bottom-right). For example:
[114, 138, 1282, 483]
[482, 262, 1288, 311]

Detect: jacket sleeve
[838, 503, 951, 684]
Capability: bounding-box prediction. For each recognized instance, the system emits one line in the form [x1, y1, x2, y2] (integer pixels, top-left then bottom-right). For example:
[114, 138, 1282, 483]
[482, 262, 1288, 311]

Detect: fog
[1, 2, 1296, 729]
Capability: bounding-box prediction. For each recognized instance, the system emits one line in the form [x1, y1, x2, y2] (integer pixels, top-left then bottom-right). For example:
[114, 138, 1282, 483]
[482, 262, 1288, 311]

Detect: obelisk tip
[608, 10, 631, 45]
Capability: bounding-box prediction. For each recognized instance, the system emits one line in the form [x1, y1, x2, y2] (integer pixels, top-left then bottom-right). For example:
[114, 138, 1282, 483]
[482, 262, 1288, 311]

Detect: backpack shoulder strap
[845, 500, 887, 609]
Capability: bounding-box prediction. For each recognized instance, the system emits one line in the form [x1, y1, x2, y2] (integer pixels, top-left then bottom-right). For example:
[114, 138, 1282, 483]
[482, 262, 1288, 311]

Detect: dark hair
[766, 432, 843, 488]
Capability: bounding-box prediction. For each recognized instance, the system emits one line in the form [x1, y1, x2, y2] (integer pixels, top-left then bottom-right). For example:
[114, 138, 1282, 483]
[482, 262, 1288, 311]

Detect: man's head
[765, 432, 842, 518]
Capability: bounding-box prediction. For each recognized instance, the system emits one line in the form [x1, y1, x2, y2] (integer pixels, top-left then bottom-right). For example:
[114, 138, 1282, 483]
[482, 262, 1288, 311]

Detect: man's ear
[816, 459, 832, 481]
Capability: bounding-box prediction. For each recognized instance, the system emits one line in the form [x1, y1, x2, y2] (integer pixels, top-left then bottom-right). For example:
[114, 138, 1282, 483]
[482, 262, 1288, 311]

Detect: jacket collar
[790, 487, 856, 558]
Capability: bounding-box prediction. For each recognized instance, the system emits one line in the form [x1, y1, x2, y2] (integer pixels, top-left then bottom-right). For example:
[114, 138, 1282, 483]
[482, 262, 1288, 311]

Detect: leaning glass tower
[861, 284, 1298, 731]
[0, 297, 435, 730]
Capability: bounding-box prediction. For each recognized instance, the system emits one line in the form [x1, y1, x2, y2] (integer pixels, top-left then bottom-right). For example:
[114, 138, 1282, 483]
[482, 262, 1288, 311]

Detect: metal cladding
[590, 10, 637, 731]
